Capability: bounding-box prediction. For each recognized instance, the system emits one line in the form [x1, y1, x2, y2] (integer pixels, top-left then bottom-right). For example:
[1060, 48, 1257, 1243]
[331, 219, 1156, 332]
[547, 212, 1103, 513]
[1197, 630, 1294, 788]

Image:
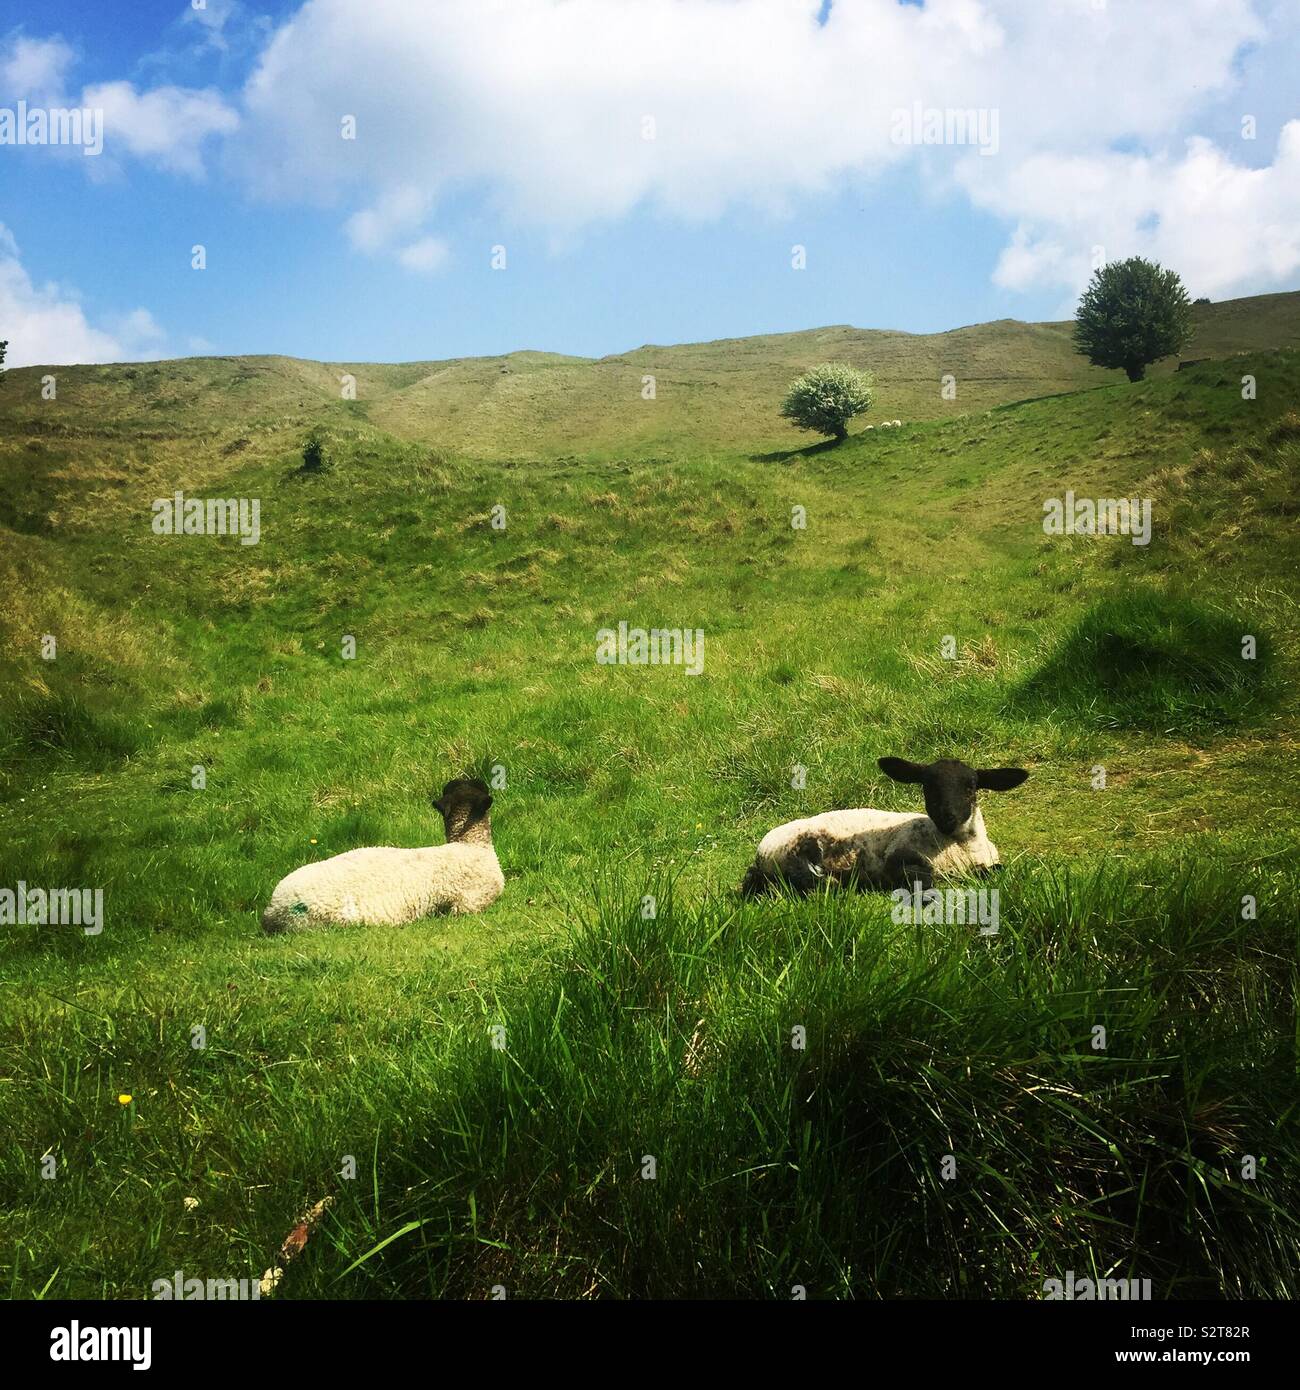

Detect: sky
[1, 0, 1298, 367]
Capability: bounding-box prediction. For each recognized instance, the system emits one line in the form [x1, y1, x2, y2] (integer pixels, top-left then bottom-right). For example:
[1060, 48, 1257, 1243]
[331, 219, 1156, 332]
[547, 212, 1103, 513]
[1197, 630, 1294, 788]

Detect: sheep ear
[878, 757, 926, 784]
[977, 767, 1029, 791]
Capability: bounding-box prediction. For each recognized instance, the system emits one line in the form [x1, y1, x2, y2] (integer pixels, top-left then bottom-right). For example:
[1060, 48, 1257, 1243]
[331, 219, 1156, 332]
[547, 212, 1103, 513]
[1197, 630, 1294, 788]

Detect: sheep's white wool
[262, 842, 503, 931]
[755, 806, 1000, 883]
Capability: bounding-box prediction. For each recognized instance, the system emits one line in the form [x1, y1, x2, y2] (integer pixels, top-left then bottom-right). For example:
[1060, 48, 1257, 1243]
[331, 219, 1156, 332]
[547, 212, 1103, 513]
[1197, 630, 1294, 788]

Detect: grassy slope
[4, 290, 1297, 466]
[0, 322, 1298, 1297]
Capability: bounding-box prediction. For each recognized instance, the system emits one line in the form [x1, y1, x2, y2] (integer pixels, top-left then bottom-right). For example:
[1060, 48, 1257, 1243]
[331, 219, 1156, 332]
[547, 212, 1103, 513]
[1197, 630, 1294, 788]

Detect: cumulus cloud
[181, 0, 245, 52]
[344, 185, 432, 253]
[229, 0, 1261, 217]
[0, 31, 238, 176]
[0, 224, 168, 365]
[83, 80, 238, 177]
[1, 33, 76, 102]
[395, 236, 449, 274]
[978, 125, 1300, 303]
[217, 0, 1297, 300]
[7, 1, 1299, 310]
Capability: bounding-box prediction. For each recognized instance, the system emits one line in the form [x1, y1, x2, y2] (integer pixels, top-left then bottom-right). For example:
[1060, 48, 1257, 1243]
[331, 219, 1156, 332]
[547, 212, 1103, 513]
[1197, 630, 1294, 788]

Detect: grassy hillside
[0, 316, 1298, 1296]
[3, 291, 1297, 468]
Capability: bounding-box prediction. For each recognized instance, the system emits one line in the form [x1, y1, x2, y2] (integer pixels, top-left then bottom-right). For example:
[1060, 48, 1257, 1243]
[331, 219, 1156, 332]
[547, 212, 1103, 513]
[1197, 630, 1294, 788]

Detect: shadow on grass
[750, 437, 848, 463]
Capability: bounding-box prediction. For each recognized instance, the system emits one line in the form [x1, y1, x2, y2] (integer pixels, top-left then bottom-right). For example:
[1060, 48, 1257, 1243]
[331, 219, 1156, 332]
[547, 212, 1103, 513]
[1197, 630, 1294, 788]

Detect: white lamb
[261, 777, 504, 932]
[740, 756, 1028, 896]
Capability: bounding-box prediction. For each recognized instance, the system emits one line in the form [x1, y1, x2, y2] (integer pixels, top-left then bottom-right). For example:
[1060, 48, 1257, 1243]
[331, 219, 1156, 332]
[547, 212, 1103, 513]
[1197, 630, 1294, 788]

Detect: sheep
[261, 777, 504, 932]
[740, 756, 1028, 897]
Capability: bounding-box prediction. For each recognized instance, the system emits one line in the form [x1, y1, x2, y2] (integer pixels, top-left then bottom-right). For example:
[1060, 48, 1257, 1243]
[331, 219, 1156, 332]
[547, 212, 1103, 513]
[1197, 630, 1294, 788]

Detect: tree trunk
[1125, 363, 1146, 382]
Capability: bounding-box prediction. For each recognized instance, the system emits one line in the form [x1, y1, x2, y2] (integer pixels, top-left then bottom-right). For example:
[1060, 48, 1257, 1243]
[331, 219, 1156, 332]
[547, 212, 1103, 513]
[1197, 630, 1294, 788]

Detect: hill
[1, 303, 1299, 1297]
[2, 291, 1298, 475]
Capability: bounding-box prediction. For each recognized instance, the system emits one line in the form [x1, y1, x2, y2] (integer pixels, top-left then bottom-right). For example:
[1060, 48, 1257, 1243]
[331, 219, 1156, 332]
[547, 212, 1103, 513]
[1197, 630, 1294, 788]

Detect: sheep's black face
[879, 756, 1029, 839]
[922, 758, 980, 836]
[433, 777, 493, 821]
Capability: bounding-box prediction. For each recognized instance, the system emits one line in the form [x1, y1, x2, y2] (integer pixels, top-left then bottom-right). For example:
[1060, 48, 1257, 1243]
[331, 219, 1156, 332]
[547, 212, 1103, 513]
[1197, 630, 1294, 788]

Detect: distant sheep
[261, 778, 503, 932]
[740, 756, 1028, 896]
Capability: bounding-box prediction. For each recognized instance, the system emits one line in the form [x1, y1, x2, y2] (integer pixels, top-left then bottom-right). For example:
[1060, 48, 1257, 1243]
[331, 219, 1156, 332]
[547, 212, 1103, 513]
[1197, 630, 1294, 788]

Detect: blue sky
[2, 0, 1298, 366]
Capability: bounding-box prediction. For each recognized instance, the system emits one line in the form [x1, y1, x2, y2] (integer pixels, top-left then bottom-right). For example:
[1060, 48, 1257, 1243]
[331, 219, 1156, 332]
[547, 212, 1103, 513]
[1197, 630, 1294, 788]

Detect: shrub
[780, 363, 873, 442]
[300, 430, 328, 473]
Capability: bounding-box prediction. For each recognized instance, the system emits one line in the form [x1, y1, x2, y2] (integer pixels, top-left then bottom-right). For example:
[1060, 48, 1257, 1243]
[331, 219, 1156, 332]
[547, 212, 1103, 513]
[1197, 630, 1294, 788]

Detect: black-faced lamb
[261, 777, 504, 931]
[740, 756, 1029, 896]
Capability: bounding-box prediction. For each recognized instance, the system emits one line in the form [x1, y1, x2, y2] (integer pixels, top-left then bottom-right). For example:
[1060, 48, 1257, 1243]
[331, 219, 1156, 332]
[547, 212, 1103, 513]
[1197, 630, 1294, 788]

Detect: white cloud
[229, 0, 1262, 220]
[6, 2, 1299, 312]
[1, 34, 76, 102]
[978, 124, 1300, 302]
[344, 185, 431, 253]
[0, 32, 238, 176]
[0, 224, 168, 365]
[395, 236, 448, 274]
[220, 0, 1298, 300]
[182, 0, 244, 52]
[84, 80, 238, 177]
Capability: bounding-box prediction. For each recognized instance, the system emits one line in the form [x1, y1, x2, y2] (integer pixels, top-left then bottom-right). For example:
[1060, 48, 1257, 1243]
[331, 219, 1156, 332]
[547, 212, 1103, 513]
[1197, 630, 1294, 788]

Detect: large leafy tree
[0, 339, 7, 382]
[1073, 257, 1193, 382]
[780, 362, 873, 442]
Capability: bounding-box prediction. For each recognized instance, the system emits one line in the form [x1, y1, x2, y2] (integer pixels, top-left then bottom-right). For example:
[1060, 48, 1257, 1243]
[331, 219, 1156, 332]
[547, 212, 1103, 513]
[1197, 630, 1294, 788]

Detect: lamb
[261, 777, 504, 932]
[740, 756, 1028, 897]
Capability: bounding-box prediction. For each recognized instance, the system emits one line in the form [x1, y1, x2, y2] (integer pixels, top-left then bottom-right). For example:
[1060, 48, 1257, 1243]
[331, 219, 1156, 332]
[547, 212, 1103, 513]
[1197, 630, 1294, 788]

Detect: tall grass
[282, 850, 1300, 1299]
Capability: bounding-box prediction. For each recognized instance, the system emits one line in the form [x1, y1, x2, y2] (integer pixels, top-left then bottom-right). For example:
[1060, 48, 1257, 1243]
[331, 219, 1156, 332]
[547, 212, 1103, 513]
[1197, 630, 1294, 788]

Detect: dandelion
[118, 1094, 132, 1105]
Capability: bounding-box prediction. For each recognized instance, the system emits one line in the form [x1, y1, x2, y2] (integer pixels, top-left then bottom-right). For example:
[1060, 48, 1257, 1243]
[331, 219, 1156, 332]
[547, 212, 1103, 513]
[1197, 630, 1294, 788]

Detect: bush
[300, 430, 328, 473]
[1073, 257, 1193, 382]
[780, 362, 873, 442]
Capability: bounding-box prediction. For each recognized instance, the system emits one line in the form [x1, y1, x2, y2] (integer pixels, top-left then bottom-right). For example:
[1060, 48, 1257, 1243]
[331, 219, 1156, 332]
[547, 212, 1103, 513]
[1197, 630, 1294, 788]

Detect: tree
[1073, 257, 1193, 382]
[780, 362, 873, 442]
[0, 339, 7, 384]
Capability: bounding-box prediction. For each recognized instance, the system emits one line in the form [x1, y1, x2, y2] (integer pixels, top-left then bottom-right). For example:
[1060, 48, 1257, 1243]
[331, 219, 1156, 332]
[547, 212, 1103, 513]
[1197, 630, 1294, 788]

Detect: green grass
[1017, 590, 1273, 731]
[1, 327, 1298, 1299]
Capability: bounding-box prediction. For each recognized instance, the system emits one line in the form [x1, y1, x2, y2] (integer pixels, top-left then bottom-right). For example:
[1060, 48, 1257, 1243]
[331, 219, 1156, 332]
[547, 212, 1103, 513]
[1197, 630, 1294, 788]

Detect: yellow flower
[118, 1094, 132, 1105]
[310, 838, 317, 844]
